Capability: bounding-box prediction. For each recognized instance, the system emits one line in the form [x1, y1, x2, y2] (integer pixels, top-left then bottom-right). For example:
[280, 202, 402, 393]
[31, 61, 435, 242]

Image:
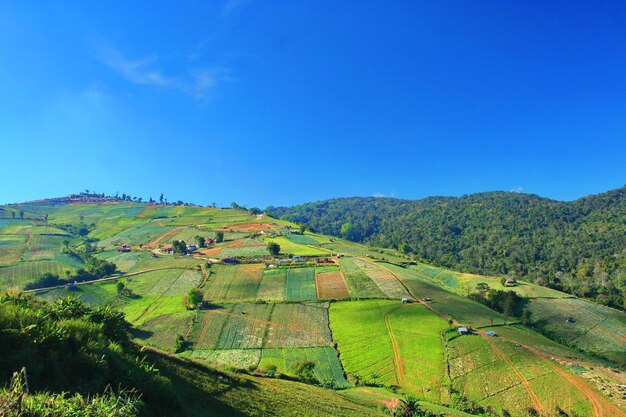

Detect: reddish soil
[146, 226, 184, 248]
[199, 247, 223, 256]
[315, 271, 350, 299]
[384, 305, 405, 386]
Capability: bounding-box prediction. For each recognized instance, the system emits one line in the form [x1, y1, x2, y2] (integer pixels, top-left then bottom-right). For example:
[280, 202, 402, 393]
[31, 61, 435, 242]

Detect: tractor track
[383, 304, 405, 386]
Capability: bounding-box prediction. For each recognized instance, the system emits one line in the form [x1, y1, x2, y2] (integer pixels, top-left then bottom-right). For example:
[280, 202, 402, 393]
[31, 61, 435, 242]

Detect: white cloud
[97, 44, 229, 98]
[510, 186, 524, 193]
[373, 192, 386, 198]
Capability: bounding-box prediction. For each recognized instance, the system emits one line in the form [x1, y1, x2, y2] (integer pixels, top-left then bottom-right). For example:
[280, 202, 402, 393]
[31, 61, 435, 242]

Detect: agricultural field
[133, 311, 195, 352]
[258, 268, 287, 300]
[259, 347, 350, 388]
[384, 263, 507, 327]
[339, 257, 386, 299]
[98, 223, 174, 249]
[411, 263, 570, 299]
[203, 264, 263, 302]
[0, 259, 77, 289]
[330, 300, 449, 399]
[446, 332, 592, 417]
[352, 258, 410, 299]
[528, 297, 626, 364]
[189, 302, 332, 351]
[284, 267, 317, 300]
[315, 267, 350, 299]
[264, 236, 330, 256]
[285, 233, 319, 245]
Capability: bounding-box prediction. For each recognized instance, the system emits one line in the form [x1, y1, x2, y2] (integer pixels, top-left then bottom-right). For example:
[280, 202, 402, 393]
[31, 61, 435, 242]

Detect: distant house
[504, 277, 517, 286]
[401, 298, 409, 303]
[187, 244, 198, 252]
[485, 331, 497, 337]
[118, 245, 131, 253]
[458, 327, 470, 335]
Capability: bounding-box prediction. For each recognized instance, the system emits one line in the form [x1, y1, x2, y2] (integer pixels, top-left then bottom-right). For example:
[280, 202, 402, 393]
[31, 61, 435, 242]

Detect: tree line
[269, 186, 626, 310]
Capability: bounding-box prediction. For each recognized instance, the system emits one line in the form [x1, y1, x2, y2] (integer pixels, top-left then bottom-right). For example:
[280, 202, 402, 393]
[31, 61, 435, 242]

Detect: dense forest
[268, 186, 626, 309]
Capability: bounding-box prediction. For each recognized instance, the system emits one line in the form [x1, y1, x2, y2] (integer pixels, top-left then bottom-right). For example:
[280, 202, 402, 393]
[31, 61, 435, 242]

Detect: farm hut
[187, 244, 198, 251]
[504, 277, 517, 286]
[457, 327, 470, 335]
[401, 298, 409, 303]
[118, 245, 131, 253]
[485, 331, 497, 337]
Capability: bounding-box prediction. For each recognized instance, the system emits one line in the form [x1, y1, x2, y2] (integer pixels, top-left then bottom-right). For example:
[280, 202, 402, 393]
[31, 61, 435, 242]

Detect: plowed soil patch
[315, 271, 350, 299]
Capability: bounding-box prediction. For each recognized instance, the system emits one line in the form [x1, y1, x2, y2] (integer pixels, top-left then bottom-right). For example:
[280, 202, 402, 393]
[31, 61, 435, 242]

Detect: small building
[504, 277, 517, 286]
[187, 244, 198, 252]
[485, 331, 497, 337]
[118, 245, 131, 253]
[401, 298, 409, 303]
[458, 327, 470, 335]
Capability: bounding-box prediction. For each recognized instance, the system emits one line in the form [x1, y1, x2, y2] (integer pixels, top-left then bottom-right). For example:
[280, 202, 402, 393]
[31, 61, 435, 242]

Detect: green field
[528, 297, 626, 363]
[411, 263, 570, 299]
[203, 264, 263, 302]
[330, 300, 449, 399]
[284, 267, 317, 300]
[447, 333, 592, 416]
[384, 263, 508, 327]
[259, 347, 350, 388]
[264, 236, 330, 256]
[339, 257, 386, 298]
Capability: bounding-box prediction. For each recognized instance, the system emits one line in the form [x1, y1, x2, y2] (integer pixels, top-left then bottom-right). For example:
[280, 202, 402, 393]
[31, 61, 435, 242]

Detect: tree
[19, 211, 24, 219]
[116, 281, 126, 294]
[267, 242, 280, 256]
[521, 308, 533, 325]
[476, 283, 490, 297]
[172, 240, 187, 254]
[195, 236, 206, 248]
[11, 211, 15, 218]
[215, 231, 224, 243]
[159, 193, 164, 204]
[187, 288, 203, 309]
[299, 224, 306, 234]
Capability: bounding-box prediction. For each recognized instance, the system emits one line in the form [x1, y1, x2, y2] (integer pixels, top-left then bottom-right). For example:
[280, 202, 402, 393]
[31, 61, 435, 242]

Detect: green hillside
[268, 186, 626, 311]
[1, 197, 625, 417]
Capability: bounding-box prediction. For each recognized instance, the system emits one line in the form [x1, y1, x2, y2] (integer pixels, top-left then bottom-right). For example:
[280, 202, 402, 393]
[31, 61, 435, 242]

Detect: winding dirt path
[383, 305, 406, 386]
[480, 333, 545, 414]
[511, 339, 626, 417]
[146, 226, 184, 248]
[356, 258, 626, 416]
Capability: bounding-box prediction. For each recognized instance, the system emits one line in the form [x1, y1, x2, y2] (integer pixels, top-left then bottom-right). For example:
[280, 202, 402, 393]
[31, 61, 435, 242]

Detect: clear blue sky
[1, 1, 625, 207]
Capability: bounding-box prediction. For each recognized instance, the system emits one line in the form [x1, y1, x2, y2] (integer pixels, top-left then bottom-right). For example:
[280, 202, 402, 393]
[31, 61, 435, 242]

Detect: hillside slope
[269, 186, 626, 309]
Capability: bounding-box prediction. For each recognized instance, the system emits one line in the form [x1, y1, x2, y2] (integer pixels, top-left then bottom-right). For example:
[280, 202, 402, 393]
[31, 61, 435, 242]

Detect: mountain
[268, 186, 626, 309]
[1, 196, 625, 417]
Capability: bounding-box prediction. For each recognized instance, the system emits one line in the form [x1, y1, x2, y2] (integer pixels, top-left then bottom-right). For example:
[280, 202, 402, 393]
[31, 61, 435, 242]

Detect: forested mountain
[268, 186, 626, 309]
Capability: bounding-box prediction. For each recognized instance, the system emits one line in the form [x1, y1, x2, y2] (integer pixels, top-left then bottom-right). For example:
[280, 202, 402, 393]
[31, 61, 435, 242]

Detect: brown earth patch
[315, 271, 350, 299]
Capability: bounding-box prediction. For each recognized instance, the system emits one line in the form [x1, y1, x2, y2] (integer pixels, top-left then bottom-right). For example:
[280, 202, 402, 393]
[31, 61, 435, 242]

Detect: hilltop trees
[215, 231, 224, 243]
[269, 187, 626, 310]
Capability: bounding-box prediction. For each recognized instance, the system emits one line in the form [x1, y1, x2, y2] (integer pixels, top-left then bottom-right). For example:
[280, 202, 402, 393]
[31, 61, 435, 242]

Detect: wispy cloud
[221, 0, 251, 17]
[96, 44, 230, 98]
[510, 186, 524, 193]
[373, 192, 386, 198]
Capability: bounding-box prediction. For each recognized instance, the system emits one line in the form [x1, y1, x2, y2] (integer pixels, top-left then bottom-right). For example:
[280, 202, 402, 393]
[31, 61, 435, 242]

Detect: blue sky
[1, 1, 625, 207]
